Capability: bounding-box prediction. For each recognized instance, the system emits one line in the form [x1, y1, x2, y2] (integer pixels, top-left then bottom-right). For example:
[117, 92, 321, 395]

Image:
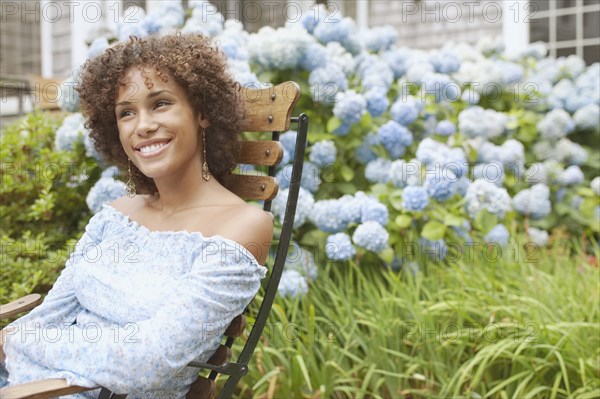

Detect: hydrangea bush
[53, 1, 599, 296]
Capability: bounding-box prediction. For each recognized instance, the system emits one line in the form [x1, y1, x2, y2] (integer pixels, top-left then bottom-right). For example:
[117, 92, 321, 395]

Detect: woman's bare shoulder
[218, 203, 274, 265]
[109, 195, 152, 215]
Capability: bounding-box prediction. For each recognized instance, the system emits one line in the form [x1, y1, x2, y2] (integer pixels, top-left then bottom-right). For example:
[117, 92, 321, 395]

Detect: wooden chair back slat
[221, 174, 278, 201]
[186, 377, 216, 399]
[206, 345, 232, 366]
[234, 141, 283, 166]
[224, 315, 246, 338]
[237, 82, 301, 132]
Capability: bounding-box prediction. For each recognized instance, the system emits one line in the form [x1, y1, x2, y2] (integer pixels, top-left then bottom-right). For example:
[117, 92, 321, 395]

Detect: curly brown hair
[76, 34, 245, 194]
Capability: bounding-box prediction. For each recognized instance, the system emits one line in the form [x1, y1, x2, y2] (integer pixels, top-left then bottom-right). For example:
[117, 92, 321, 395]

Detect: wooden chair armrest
[0, 378, 97, 399]
[0, 294, 43, 319]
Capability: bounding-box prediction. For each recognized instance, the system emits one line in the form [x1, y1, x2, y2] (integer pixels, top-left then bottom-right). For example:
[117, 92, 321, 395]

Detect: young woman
[0, 34, 273, 398]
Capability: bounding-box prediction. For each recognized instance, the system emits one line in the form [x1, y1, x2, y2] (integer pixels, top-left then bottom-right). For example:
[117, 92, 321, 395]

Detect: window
[529, 0, 600, 65]
[0, 3, 41, 76]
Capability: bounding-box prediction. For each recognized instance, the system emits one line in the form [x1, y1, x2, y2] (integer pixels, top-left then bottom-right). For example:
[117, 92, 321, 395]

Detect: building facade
[1, 1, 598, 79]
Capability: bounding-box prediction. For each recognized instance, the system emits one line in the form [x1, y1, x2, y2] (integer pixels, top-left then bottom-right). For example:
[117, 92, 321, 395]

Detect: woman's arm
[2, 214, 105, 377]
[7, 242, 266, 393]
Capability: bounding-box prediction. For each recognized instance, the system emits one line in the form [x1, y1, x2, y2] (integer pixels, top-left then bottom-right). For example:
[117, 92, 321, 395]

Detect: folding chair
[0, 81, 309, 399]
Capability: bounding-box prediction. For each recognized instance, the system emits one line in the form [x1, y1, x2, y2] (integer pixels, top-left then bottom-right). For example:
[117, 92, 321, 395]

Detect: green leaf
[378, 247, 395, 264]
[395, 214, 413, 228]
[444, 214, 465, 227]
[389, 189, 404, 211]
[326, 116, 342, 133]
[421, 221, 446, 240]
[554, 203, 571, 216]
[340, 164, 355, 182]
[475, 210, 498, 234]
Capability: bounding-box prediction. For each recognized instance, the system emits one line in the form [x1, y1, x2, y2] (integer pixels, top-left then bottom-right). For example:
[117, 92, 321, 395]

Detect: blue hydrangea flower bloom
[272, 187, 314, 227]
[455, 175, 471, 197]
[377, 121, 413, 159]
[118, 22, 148, 42]
[435, 120, 456, 136]
[101, 166, 120, 179]
[338, 193, 364, 224]
[333, 121, 352, 136]
[183, 4, 224, 36]
[402, 186, 430, 211]
[333, 90, 367, 125]
[473, 163, 504, 187]
[309, 140, 337, 167]
[284, 243, 318, 281]
[358, 57, 395, 92]
[415, 138, 468, 178]
[326, 233, 356, 261]
[83, 131, 102, 162]
[365, 89, 390, 117]
[390, 160, 422, 188]
[499, 139, 525, 174]
[537, 108, 575, 141]
[591, 176, 600, 196]
[58, 76, 80, 113]
[352, 221, 389, 253]
[497, 60, 524, 85]
[355, 133, 380, 164]
[485, 224, 510, 246]
[248, 26, 313, 70]
[86, 177, 127, 214]
[299, 6, 325, 34]
[429, 49, 461, 74]
[390, 95, 422, 126]
[382, 47, 411, 79]
[574, 104, 600, 131]
[279, 130, 297, 165]
[360, 197, 389, 226]
[421, 72, 461, 102]
[461, 88, 480, 104]
[301, 42, 328, 71]
[364, 25, 398, 53]
[465, 179, 512, 219]
[365, 158, 392, 184]
[424, 169, 458, 201]
[310, 199, 348, 233]
[527, 227, 549, 247]
[309, 65, 348, 103]
[87, 37, 109, 59]
[406, 60, 435, 84]
[278, 270, 308, 298]
[55, 113, 86, 151]
[276, 162, 321, 193]
[420, 238, 448, 262]
[313, 16, 357, 48]
[459, 106, 507, 139]
[558, 165, 584, 186]
[512, 184, 551, 219]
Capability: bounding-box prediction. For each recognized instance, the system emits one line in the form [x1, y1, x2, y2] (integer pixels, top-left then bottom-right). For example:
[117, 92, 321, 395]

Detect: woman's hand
[0, 328, 7, 363]
[0, 327, 15, 363]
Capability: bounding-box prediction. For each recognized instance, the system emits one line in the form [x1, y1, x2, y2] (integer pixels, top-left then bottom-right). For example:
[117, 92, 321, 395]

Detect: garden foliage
[2, 1, 600, 395]
[49, 1, 599, 293]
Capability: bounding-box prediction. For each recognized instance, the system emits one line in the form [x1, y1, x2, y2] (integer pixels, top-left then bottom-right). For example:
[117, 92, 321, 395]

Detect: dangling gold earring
[202, 126, 210, 182]
[126, 159, 136, 197]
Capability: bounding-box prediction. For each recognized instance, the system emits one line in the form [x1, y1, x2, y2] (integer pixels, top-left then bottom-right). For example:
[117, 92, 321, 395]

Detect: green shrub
[0, 112, 101, 304]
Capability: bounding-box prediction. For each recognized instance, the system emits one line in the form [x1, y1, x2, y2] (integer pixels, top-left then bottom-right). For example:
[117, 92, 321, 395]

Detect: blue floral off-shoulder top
[1, 204, 267, 398]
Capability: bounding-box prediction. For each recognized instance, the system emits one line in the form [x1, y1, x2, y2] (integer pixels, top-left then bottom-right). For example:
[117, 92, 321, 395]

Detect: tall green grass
[229, 240, 600, 398]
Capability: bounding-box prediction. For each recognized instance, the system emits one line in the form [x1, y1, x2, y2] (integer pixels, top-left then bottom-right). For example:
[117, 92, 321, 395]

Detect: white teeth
[139, 142, 168, 154]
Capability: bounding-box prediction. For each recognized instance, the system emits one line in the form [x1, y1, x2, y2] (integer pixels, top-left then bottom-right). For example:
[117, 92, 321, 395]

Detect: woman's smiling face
[115, 66, 206, 183]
